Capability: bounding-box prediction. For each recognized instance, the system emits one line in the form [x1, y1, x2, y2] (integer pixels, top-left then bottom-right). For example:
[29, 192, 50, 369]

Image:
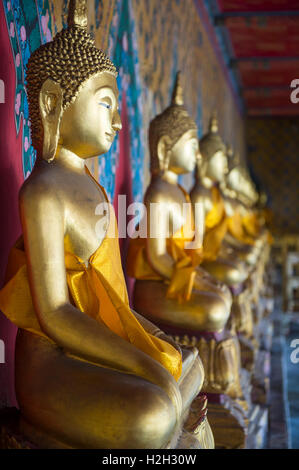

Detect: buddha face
[226, 167, 242, 192]
[205, 150, 228, 182]
[168, 129, 199, 174]
[59, 72, 122, 158]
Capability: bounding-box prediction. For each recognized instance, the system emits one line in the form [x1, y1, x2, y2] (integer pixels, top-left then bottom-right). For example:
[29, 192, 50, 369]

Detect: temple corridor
[0, 0, 298, 452]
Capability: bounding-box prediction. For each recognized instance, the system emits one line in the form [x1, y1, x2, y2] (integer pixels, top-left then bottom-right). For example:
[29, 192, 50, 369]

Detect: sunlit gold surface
[128, 74, 231, 332]
[0, 1, 206, 449]
[125, 76, 252, 421]
[191, 115, 253, 286]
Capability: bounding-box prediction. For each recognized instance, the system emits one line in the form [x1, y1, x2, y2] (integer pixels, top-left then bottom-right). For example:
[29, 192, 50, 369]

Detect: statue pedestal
[246, 404, 268, 449]
[159, 324, 249, 449]
[0, 408, 34, 449]
[207, 394, 248, 449]
[179, 394, 214, 449]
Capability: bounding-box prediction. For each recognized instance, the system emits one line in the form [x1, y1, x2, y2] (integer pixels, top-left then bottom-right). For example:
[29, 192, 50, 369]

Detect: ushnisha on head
[149, 72, 199, 175]
[199, 114, 228, 182]
[226, 147, 258, 204]
[26, 0, 120, 162]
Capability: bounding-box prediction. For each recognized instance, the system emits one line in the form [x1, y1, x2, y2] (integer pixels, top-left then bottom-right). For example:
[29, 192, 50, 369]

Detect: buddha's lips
[105, 132, 115, 141]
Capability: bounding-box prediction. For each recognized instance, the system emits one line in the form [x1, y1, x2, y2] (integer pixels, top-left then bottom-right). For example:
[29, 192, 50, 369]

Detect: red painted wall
[0, 1, 23, 407]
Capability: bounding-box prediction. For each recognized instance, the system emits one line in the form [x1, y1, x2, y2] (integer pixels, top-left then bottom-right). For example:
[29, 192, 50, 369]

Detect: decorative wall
[3, 0, 245, 198]
[247, 117, 299, 235]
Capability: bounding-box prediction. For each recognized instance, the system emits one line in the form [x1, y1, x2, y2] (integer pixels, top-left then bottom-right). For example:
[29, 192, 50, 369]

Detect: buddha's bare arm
[192, 200, 204, 248]
[19, 182, 182, 415]
[145, 202, 175, 279]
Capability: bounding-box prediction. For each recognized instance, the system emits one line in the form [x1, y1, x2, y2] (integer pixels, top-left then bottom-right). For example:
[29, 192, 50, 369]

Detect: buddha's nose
[112, 111, 122, 132]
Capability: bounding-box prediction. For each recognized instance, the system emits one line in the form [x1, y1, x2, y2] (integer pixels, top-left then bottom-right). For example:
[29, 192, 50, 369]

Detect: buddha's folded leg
[15, 329, 177, 449]
[133, 280, 229, 332]
[178, 352, 204, 413]
[201, 258, 248, 288]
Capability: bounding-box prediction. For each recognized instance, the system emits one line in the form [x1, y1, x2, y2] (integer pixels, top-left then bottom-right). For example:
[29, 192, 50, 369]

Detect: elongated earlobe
[157, 135, 172, 173]
[39, 79, 63, 162]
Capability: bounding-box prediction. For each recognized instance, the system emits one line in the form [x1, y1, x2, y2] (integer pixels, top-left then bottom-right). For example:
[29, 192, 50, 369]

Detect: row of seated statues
[0, 0, 273, 449]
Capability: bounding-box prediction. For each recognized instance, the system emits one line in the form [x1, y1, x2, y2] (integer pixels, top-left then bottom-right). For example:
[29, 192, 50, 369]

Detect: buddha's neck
[54, 147, 86, 174]
[201, 175, 217, 189]
[156, 170, 179, 185]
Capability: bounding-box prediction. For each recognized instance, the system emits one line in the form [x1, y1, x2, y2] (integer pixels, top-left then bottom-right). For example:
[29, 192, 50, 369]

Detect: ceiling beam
[229, 57, 299, 67]
[247, 107, 299, 116]
[241, 85, 293, 91]
[215, 11, 299, 26]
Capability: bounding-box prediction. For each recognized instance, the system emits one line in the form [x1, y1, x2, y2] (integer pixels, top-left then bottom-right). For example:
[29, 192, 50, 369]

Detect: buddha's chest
[223, 196, 237, 217]
[61, 175, 109, 262]
[161, 190, 193, 235]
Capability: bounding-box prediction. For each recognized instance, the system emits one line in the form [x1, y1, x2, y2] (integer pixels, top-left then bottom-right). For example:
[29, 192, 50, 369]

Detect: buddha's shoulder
[144, 179, 182, 204]
[19, 163, 65, 206]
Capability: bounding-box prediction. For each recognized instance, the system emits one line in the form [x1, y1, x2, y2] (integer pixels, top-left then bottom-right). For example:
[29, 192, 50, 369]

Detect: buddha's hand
[155, 330, 182, 356]
[194, 267, 227, 293]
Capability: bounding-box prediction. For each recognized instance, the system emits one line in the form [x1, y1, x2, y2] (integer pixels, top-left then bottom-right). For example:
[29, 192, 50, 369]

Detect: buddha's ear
[157, 135, 172, 172]
[196, 151, 203, 178]
[39, 79, 63, 163]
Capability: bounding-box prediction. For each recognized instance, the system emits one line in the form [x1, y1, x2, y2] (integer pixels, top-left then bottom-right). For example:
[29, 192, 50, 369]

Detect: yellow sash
[202, 186, 228, 261]
[0, 171, 182, 381]
[127, 187, 203, 303]
[227, 212, 256, 245]
[242, 212, 261, 238]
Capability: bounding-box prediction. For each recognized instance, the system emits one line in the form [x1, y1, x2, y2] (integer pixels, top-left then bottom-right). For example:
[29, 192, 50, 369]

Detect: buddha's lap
[15, 328, 178, 447]
[201, 258, 248, 287]
[133, 280, 229, 332]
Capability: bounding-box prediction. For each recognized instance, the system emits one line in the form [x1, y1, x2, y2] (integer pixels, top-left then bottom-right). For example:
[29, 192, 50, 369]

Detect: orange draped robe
[127, 188, 203, 304]
[202, 187, 257, 263]
[0, 173, 182, 381]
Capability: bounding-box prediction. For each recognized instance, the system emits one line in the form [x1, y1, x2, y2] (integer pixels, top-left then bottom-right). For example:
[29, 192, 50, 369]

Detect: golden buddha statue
[193, 117, 259, 268]
[128, 74, 232, 329]
[0, 1, 212, 449]
[127, 74, 248, 448]
[190, 145, 248, 289]
[189, 116, 262, 369]
[224, 149, 272, 316]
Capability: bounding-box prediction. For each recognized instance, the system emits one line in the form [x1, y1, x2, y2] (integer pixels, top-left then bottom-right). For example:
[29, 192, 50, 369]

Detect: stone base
[251, 350, 271, 405]
[206, 394, 248, 449]
[182, 394, 214, 449]
[0, 408, 34, 449]
[257, 316, 273, 352]
[251, 313, 273, 405]
[238, 333, 257, 372]
[246, 404, 268, 449]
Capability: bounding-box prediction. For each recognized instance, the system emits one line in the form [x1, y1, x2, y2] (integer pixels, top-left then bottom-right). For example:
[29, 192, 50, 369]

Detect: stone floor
[267, 308, 291, 448]
[267, 271, 299, 449]
[284, 317, 299, 448]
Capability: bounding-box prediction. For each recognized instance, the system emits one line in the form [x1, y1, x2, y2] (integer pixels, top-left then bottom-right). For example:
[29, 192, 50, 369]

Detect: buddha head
[226, 149, 244, 195]
[26, 0, 121, 163]
[149, 72, 199, 176]
[199, 115, 228, 183]
[226, 148, 258, 204]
